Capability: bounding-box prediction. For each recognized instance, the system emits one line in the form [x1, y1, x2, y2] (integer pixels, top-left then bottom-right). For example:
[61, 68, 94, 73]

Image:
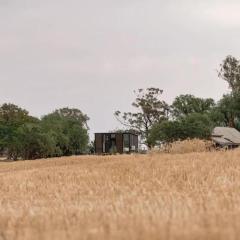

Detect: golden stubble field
[1, 150, 240, 240]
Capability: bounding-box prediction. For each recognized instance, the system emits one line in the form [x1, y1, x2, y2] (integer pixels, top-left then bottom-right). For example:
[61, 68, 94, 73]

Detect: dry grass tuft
[150, 139, 214, 154]
[1, 150, 240, 239]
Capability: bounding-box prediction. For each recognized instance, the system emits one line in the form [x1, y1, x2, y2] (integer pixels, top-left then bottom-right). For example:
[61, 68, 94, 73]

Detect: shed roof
[212, 127, 240, 146]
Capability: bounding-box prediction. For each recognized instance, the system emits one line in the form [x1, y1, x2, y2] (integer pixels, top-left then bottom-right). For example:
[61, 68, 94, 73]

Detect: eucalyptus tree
[115, 88, 169, 147]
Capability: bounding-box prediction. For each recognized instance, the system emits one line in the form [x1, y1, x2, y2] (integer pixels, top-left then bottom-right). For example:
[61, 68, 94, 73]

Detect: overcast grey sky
[0, 0, 239, 136]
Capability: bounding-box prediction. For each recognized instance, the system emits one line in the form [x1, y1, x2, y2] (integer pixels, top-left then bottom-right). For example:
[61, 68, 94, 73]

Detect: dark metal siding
[95, 133, 103, 154]
[116, 133, 123, 154]
[133, 135, 139, 152]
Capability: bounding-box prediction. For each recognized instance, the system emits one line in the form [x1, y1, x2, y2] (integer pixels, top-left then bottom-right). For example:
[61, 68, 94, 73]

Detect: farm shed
[211, 127, 240, 148]
[95, 132, 138, 154]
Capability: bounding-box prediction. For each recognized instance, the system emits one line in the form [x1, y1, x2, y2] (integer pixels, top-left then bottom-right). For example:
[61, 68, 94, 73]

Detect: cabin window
[111, 134, 116, 139]
[130, 135, 136, 151]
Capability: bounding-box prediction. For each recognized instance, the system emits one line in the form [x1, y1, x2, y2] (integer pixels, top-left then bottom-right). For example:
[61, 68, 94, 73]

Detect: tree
[17, 123, 57, 160]
[41, 108, 89, 155]
[0, 103, 39, 160]
[115, 88, 169, 147]
[0, 103, 31, 123]
[216, 55, 240, 129]
[54, 107, 89, 129]
[68, 123, 89, 155]
[171, 94, 215, 118]
[213, 93, 240, 129]
[0, 104, 90, 160]
[218, 55, 240, 93]
[148, 113, 213, 146]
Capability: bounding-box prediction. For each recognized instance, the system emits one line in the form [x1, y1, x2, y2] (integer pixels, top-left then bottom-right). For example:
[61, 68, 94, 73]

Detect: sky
[0, 0, 239, 137]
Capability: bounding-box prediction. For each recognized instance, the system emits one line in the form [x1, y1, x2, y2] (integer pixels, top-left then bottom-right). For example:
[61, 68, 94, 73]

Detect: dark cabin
[95, 132, 138, 154]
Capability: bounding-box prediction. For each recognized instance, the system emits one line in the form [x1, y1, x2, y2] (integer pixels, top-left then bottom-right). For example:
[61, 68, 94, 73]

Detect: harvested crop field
[1, 150, 240, 240]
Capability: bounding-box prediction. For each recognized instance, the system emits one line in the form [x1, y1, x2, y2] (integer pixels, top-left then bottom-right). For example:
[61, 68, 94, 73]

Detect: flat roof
[95, 132, 138, 136]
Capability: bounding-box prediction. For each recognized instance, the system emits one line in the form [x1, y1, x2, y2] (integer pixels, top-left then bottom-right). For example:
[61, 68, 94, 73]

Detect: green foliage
[41, 108, 89, 156]
[148, 92, 232, 147]
[218, 55, 240, 93]
[0, 104, 89, 160]
[0, 104, 39, 160]
[148, 113, 213, 146]
[17, 123, 57, 160]
[53, 107, 89, 129]
[212, 93, 240, 129]
[214, 55, 240, 129]
[171, 94, 215, 118]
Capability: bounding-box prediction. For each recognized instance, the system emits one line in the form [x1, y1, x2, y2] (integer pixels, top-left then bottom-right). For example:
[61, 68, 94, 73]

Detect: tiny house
[95, 132, 138, 154]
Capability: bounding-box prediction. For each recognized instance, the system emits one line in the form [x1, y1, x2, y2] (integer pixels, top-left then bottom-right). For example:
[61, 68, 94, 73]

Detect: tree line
[1, 55, 239, 160]
[0, 106, 89, 160]
[115, 55, 240, 147]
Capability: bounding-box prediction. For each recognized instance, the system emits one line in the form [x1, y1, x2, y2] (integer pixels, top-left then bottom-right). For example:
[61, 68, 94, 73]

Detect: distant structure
[211, 127, 240, 148]
[95, 132, 138, 154]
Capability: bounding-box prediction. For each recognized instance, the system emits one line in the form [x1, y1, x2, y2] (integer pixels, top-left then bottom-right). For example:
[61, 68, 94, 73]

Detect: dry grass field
[1, 149, 240, 240]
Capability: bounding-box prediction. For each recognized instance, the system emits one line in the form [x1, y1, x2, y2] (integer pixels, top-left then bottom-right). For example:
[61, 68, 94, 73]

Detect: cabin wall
[132, 135, 139, 152]
[116, 133, 123, 154]
[95, 133, 103, 154]
[95, 133, 138, 154]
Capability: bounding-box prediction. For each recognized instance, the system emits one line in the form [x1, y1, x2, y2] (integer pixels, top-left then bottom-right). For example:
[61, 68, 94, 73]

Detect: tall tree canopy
[0, 103, 38, 125]
[53, 107, 89, 129]
[216, 55, 240, 129]
[218, 55, 240, 93]
[115, 88, 169, 147]
[41, 108, 89, 156]
[171, 94, 215, 118]
[213, 93, 240, 129]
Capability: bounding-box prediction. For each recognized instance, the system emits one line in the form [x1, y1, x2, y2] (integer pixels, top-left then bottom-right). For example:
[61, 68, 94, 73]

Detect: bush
[148, 113, 213, 146]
